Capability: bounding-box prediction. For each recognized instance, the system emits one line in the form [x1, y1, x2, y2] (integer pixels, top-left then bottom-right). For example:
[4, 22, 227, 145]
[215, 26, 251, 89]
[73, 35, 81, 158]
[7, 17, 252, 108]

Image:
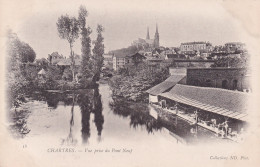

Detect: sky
[3, 0, 246, 59]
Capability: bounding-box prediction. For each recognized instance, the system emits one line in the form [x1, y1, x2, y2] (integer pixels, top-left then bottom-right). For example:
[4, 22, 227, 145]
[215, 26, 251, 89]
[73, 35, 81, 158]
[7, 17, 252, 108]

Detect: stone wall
[186, 68, 250, 91]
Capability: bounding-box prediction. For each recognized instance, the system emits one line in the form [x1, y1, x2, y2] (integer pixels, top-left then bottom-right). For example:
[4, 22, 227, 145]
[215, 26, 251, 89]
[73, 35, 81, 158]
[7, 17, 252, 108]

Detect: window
[222, 80, 228, 89]
[232, 80, 238, 90]
[205, 79, 212, 87]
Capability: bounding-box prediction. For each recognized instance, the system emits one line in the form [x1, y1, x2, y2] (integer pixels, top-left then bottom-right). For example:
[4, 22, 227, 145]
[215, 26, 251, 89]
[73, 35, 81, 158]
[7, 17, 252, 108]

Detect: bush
[109, 62, 169, 101]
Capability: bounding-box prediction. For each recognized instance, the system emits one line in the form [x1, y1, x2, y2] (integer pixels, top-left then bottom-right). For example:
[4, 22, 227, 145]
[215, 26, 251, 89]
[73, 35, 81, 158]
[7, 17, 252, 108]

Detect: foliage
[19, 42, 36, 63]
[92, 25, 105, 82]
[57, 14, 80, 81]
[211, 54, 249, 68]
[35, 58, 49, 69]
[62, 67, 73, 81]
[109, 62, 169, 101]
[6, 30, 36, 108]
[78, 5, 93, 80]
[46, 65, 63, 80]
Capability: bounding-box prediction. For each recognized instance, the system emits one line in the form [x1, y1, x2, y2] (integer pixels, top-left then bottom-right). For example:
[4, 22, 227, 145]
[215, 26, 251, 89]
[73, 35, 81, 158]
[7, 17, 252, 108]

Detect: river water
[9, 84, 233, 147]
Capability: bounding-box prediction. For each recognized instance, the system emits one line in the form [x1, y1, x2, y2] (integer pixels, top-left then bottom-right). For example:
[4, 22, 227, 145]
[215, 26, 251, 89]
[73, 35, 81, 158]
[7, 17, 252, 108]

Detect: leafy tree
[6, 30, 36, 108]
[57, 15, 80, 82]
[109, 62, 169, 101]
[211, 54, 249, 68]
[92, 25, 105, 82]
[35, 58, 48, 69]
[78, 5, 93, 80]
[19, 42, 36, 63]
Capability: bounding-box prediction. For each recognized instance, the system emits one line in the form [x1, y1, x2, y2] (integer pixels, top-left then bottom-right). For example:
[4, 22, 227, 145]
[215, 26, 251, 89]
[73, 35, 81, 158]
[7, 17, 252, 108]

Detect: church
[132, 24, 160, 49]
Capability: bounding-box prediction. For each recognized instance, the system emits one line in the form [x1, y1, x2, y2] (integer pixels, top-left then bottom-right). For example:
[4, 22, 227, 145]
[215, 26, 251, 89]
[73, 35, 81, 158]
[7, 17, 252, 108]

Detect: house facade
[112, 55, 126, 71]
[180, 42, 213, 54]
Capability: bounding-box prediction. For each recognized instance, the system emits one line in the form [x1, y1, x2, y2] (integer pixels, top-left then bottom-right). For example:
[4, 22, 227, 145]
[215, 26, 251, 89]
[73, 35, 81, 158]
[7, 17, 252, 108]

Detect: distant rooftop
[187, 67, 246, 70]
[181, 41, 211, 45]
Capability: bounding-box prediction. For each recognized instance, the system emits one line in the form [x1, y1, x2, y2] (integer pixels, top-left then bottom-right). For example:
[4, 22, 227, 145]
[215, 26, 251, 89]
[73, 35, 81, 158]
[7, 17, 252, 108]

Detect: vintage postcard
[0, 0, 260, 166]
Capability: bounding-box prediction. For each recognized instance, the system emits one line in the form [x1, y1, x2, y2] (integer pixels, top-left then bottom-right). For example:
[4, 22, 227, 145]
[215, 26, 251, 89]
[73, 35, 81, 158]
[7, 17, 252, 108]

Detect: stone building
[180, 41, 213, 54]
[112, 53, 146, 71]
[186, 67, 251, 92]
[112, 54, 126, 71]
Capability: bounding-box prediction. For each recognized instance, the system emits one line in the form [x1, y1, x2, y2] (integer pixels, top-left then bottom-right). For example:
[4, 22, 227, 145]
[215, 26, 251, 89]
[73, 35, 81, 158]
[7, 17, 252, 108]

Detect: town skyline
[5, 0, 247, 59]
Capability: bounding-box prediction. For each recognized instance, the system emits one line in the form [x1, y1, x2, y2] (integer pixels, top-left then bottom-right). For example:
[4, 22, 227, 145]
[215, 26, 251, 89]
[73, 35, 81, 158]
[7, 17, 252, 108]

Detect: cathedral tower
[154, 23, 160, 48]
[146, 27, 150, 40]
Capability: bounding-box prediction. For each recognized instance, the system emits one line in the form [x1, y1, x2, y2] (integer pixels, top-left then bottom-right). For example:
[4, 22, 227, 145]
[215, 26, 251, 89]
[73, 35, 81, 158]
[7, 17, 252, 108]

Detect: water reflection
[93, 88, 104, 141]
[9, 84, 233, 146]
[76, 88, 104, 144]
[109, 99, 163, 133]
[31, 87, 104, 145]
[78, 92, 91, 144]
[61, 92, 78, 146]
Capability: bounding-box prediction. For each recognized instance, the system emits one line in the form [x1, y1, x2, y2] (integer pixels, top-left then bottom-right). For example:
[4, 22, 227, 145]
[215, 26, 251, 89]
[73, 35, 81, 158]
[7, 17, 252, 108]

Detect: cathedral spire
[154, 23, 160, 48]
[146, 27, 150, 40]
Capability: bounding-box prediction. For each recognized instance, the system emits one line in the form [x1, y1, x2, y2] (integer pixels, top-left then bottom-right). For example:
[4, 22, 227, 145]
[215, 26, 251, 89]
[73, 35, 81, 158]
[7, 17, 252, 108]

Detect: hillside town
[104, 24, 250, 142]
[7, 13, 250, 144]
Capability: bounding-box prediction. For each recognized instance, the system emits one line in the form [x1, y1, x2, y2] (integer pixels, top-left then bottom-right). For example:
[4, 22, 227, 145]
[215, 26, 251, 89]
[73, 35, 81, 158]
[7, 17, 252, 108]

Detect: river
[8, 84, 234, 147]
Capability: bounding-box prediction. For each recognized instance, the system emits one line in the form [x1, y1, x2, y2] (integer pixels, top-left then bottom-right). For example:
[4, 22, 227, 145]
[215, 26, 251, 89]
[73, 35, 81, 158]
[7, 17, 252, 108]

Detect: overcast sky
[5, 0, 246, 59]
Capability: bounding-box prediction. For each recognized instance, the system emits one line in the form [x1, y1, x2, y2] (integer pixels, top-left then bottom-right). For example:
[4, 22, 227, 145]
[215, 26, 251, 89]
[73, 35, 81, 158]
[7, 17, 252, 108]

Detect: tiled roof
[159, 84, 250, 121]
[146, 75, 186, 95]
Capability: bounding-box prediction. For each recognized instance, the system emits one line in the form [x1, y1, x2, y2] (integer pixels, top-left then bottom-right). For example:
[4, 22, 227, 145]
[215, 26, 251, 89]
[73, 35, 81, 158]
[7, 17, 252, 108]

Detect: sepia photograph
[0, 0, 260, 166]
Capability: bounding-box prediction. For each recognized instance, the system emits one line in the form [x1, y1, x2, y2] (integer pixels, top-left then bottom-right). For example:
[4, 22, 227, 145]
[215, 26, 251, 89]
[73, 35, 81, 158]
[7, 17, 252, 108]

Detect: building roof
[56, 58, 81, 66]
[181, 41, 211, 45]
[38, 68, 46, 75]
[113, 54, 127, 58]
[152, 48, 162, 54]
[159, 84, 250, 121]
[174, 59, 215, 62]
[146, 75, 186, 96]
[166, 54, 187, 59]
[187, 67, 245, 70]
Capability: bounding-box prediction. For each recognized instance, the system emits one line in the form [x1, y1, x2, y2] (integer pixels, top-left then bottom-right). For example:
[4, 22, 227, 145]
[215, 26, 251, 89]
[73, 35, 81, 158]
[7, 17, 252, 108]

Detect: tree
[78, 5, 93, 80]
[19, 42, 36, 63]
[6, 30, 37, 108]
[92, 25, 105, 82]
[57, 15, 80, 82]
[211, 55, 249, 68]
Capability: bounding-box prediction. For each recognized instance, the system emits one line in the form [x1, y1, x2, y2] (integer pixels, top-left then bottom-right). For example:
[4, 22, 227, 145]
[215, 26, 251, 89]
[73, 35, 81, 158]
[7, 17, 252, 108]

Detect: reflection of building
[132, 24, 160, 49]
[186, 67, 251, 92]
[180, 42, 213, 54]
